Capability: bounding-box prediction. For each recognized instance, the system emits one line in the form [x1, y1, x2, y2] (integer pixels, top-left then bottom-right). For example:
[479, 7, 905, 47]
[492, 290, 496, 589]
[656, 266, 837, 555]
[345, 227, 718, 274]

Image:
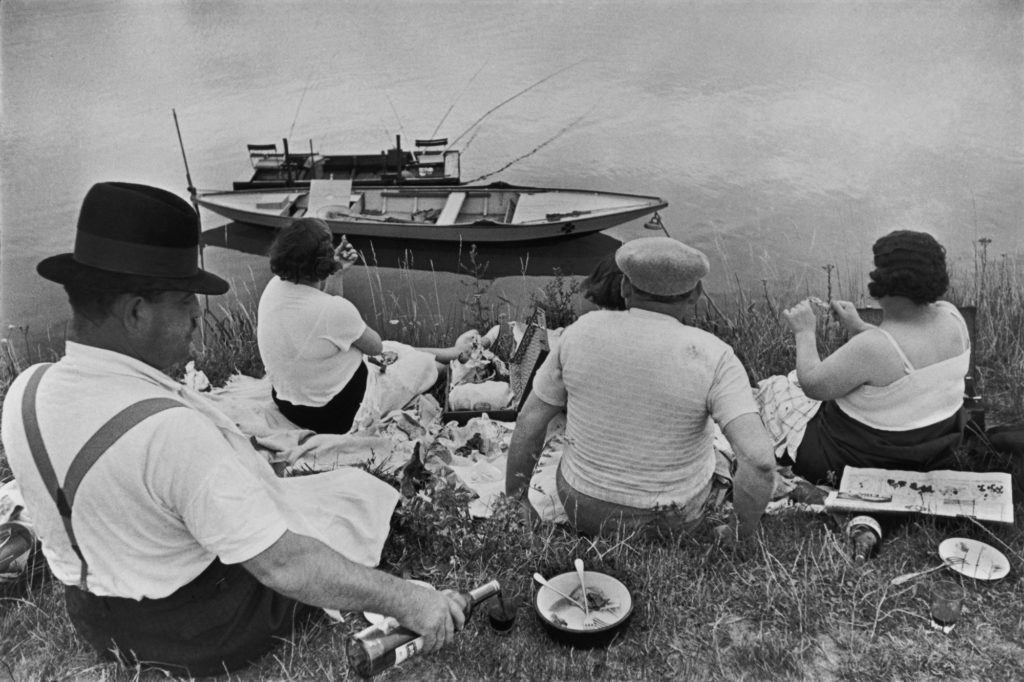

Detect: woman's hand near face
[830, 300, 872, 335]
[333, 235, 360, 271]
[782, 299, 818, 335]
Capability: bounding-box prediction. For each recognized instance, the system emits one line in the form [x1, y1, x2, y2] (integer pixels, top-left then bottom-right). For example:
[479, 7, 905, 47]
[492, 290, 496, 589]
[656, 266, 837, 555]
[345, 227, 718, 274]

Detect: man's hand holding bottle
[395, 584, 467, 653]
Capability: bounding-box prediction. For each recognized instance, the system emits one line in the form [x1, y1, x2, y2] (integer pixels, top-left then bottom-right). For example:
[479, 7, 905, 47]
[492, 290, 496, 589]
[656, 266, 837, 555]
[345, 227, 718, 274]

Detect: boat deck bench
[256, 193, 301, 215]
[435, 191, 466, 225]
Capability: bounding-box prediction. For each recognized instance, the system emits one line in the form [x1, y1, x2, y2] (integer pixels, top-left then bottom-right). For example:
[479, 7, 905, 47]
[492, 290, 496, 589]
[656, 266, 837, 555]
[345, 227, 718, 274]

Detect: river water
[2, 0, 1021, 343]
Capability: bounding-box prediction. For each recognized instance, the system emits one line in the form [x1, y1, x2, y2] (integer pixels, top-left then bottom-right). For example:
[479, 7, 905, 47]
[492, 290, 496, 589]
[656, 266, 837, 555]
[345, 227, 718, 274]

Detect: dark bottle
[346, 579, 501, 678]
[846, 515, 882, 564]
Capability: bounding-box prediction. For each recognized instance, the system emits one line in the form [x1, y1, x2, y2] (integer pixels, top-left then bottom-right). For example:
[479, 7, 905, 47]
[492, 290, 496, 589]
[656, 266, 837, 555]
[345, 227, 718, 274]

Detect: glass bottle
[846, 515, 882, 563]
[346, 579, 501, 678]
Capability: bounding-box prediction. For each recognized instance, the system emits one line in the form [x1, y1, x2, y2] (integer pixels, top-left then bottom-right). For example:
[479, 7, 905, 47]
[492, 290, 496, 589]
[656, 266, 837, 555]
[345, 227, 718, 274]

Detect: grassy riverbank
[1, 246, 1022, 681]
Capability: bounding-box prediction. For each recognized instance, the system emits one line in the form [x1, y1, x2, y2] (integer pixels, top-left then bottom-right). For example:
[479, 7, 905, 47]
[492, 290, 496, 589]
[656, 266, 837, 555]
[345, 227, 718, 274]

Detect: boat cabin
[233, 137, 461, 190]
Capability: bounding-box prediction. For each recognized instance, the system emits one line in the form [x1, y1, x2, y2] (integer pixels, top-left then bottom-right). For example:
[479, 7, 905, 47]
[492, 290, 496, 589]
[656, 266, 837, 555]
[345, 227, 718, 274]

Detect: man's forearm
[245, 531, 403, 612]
[505, 428, 545, 499]
[504, 394, 560, 499]
[732, 464, 774, 539]
[244, 531, 465, 653]
[721, 413, 776, 539]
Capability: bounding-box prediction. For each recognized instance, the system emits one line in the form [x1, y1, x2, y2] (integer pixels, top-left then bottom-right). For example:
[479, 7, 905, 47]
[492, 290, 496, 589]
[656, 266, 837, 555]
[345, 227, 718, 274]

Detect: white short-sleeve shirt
[532, 308, 757, 508]
[0, 343, 289, 600]
[257, 276, 367, 406]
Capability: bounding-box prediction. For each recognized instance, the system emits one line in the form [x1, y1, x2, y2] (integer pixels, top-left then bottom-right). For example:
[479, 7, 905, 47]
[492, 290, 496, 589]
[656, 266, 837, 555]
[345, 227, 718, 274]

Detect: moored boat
[196, 180, 667, 243]
[232, 136, 461, 190]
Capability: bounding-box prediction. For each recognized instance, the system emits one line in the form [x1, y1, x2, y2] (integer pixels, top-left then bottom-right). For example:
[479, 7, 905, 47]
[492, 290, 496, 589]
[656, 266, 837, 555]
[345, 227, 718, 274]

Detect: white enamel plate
[938, 537, 1010, 581]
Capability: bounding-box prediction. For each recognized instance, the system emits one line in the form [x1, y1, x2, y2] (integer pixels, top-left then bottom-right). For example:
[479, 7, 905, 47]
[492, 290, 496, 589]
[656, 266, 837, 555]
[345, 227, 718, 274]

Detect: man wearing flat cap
[0, 183, 467, 675]
[506, 237, 775, 541]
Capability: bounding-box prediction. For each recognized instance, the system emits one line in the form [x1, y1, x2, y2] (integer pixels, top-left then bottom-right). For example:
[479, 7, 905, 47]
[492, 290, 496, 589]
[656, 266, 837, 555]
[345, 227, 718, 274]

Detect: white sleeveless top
[835, 302, 970, 431]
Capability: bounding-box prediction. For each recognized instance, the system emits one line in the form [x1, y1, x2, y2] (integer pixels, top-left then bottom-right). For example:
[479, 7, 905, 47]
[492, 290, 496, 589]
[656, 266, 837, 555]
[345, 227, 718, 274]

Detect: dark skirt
[273, 361, 369, 434]
[793, 400, 965, 486]
[65, 559, 315, 677]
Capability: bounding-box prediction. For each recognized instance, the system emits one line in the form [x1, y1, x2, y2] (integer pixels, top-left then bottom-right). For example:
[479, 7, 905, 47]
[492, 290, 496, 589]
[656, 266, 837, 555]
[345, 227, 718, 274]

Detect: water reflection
[201, 222, 625, 278]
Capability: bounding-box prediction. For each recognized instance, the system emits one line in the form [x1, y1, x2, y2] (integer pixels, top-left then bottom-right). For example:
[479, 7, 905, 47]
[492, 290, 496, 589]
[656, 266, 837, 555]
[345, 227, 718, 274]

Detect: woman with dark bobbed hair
[763, 230, 970, 484]
[257, 218, 473, 434]
[581, 253, 627, 311]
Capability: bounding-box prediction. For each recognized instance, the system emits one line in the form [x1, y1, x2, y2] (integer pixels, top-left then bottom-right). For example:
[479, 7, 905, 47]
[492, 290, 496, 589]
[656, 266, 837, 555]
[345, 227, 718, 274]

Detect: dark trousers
[65, 559, 316, 677]
[273, 361, 368, 434]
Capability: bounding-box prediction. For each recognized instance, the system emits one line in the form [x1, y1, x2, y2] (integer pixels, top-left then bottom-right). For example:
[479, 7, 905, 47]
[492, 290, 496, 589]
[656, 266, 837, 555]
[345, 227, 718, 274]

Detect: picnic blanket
[196, 366, 803, 522]
[201, 368, 529, 516]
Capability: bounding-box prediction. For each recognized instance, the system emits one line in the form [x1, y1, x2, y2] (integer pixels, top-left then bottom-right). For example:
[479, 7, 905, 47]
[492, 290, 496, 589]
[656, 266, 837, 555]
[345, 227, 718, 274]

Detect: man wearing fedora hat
[0, 183, 467, 675]
[506, 237, 775, 542]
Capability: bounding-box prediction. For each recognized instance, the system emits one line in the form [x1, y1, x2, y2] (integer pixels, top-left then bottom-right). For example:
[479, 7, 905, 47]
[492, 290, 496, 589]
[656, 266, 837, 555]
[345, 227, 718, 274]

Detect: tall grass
[1, 242, 1023, 681]
[172, 239, 1024, 428]
[952, 241, 1024, 419]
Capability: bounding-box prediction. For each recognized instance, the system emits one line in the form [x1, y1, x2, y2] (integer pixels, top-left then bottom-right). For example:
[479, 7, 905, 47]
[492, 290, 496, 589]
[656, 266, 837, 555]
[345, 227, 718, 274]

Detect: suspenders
[20, 364, 185, 591]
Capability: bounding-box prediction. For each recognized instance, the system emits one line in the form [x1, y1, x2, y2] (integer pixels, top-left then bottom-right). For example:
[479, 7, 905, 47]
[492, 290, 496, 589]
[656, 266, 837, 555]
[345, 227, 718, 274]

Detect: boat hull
[197, 184, 667, 244]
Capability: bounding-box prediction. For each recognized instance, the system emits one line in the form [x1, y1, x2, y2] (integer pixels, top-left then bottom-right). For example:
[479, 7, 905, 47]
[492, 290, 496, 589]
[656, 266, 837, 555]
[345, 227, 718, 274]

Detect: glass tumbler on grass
[486, 591, 521, 634]
[929, 579, 964, 633]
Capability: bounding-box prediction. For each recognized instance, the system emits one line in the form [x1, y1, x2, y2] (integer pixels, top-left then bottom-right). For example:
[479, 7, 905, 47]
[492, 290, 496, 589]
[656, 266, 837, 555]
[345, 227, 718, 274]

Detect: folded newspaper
[824, 467, 1014, 524]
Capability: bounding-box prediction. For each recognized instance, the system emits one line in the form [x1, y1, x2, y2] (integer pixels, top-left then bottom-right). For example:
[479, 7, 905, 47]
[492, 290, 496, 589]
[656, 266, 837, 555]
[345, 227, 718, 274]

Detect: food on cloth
[449, 333, 514, 411]
[449, 381, 514, 411]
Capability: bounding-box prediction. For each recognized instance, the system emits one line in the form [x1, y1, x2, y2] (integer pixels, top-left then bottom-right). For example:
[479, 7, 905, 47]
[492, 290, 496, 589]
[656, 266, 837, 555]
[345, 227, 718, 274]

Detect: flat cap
[615, 237, 709, 296]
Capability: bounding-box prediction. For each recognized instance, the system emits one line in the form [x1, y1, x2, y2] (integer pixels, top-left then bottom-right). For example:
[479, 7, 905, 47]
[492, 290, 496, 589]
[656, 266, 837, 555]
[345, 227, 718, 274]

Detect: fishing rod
[289, 68, 320, 141]
[466, 111, 590, 183]
[430, 61, 489, 140]
[171, 108, 211, 319]
[445, 59, 586, 150]
[385, 93, 406, 144]
[642, 213, 735, 329]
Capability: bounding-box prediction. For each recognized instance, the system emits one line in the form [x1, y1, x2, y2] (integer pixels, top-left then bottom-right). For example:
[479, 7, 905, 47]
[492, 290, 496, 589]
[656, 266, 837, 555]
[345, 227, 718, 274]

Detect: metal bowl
[533, 570, 633, 648]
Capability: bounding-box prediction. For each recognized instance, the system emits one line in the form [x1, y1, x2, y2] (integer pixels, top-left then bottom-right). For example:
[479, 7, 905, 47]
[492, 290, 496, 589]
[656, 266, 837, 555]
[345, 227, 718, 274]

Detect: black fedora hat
[37, 182, 229, 295]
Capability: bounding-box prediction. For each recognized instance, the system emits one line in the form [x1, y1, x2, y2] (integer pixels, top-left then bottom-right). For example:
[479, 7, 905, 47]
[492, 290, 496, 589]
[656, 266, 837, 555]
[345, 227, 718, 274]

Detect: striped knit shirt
[532, 308, 757, 509]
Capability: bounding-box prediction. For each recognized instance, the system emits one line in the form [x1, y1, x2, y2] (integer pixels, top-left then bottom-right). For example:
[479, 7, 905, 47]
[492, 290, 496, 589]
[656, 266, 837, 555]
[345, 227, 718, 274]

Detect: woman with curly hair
[763, 230, 970, 485]
[256, 218, 473, 434]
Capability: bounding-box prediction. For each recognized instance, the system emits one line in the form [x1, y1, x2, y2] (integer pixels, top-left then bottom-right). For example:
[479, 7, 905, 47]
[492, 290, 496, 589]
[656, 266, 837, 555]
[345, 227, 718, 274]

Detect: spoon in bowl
[533, 572, 588, 611]
[574, 559, 590, 617]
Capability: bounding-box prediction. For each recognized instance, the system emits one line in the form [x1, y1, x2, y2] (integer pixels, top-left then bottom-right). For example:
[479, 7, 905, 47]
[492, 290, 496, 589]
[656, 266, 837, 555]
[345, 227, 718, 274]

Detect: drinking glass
[929, 579, 964, 633]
